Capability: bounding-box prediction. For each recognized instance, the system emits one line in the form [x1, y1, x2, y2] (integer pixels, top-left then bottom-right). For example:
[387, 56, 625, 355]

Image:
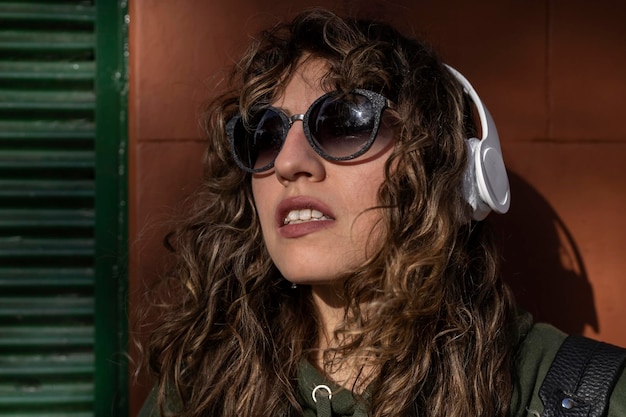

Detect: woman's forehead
[270, 57, 333, 106]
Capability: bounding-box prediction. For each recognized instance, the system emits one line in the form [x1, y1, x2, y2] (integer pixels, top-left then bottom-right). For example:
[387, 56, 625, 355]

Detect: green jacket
[138, 316, 626, 416]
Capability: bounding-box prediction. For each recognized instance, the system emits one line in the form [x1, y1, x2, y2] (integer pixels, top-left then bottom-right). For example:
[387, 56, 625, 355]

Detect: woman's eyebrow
[268, 104, 292, 117]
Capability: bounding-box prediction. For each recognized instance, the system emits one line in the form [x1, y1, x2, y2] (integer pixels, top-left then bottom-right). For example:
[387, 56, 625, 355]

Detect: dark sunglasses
[226, 89, 391, 173]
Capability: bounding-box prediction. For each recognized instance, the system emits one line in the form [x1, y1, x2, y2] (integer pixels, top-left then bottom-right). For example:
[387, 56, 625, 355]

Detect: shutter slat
[0, 61, 95, 81]
[0, 2, 95, 23]
[0, 326, 94, 348]
[0, 150, 94, 169]
[0, 209, 94, 228]
[0, 353, 94, 377]
[0, 413, 92, 417]
[0, 31, 94, 51]
[0, 297, 93, 317]
[0, 382, 93, 405]
[0, 90, 95, 111]
[0, 180, 94, 198]
[0, 267, 94, 288]
[0, 237, 94, 258]
[0, 120, 94, 140]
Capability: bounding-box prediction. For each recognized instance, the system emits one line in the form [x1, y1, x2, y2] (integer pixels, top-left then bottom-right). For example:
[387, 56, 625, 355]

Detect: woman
[139, 8, 625, 417]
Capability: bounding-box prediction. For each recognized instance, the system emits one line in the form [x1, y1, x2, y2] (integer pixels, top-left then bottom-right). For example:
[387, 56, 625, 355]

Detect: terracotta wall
[128, 1, 626, 414]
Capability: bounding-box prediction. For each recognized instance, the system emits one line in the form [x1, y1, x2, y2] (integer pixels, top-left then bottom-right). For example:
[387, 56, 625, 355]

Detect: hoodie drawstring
[312, 385, 333, 417]
[298, 360, 369, 417]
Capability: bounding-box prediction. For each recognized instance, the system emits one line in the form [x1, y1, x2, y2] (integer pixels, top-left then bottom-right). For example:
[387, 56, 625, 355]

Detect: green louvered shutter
[0, 1, 128, 416]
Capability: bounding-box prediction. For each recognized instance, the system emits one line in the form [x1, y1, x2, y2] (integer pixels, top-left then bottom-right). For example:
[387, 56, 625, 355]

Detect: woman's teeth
[284, 209, 330, 225]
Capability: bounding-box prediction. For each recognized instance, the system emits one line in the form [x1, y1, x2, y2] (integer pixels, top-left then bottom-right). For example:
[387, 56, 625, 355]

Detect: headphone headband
[445, 65, 511, 220]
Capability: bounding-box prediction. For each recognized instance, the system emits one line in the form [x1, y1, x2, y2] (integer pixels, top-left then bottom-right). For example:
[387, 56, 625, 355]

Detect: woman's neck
[310, 284, 374, 392]
[311, 283, 346, 350]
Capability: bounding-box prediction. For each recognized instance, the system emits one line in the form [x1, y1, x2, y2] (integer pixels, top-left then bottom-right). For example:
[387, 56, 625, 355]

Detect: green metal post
[94, 0, 129, 415]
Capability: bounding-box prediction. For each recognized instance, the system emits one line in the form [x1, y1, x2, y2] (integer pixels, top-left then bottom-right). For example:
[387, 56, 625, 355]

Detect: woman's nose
[273, 120, 326, 184]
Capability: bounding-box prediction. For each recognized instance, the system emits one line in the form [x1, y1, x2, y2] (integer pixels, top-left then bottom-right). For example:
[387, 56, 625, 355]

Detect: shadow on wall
[488, 171, 598, 336]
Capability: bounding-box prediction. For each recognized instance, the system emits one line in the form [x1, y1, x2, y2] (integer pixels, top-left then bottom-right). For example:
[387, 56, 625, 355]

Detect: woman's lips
[276, 196, 335, 238]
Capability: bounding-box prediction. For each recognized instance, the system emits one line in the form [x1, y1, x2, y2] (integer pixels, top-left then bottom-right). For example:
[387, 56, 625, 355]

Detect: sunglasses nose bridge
[284, 113, 307, 142]
[273, 111, 326, 182]
[289, 113, 305, 125]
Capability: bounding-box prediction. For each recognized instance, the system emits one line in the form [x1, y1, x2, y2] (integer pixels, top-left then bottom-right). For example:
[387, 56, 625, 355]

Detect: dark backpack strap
[539, 335, 626, 417]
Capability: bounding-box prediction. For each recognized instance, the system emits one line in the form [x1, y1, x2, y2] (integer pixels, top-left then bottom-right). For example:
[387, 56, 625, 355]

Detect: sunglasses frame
[226, 88, 391, 173]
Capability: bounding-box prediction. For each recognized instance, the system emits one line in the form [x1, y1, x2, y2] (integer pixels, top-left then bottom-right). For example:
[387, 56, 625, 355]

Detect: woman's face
[251, 58, 394, 285]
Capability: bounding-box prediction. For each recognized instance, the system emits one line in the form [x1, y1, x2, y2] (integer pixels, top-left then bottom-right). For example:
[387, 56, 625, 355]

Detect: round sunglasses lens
[309, 93, 376, 158]
[234, 110, 285, 170]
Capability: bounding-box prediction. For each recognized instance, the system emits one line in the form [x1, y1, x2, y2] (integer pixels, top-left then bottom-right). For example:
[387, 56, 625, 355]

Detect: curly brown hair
[144, 8, 517, 417]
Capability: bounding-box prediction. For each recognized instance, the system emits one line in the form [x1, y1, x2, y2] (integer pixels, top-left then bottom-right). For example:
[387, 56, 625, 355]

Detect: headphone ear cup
[475, 139, 510, 217]
[463, 137, 492, 220]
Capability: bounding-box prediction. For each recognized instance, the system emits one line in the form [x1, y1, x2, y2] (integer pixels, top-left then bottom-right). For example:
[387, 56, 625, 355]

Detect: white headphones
[445, 65, 511, 220]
